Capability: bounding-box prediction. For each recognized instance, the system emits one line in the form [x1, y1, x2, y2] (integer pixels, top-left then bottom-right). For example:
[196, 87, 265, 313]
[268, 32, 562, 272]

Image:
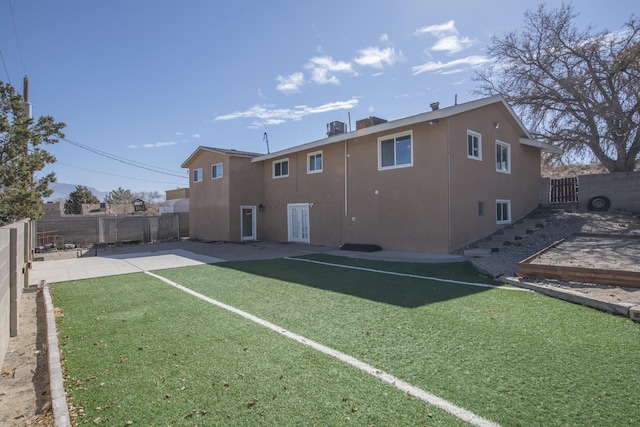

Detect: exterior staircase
[464, 211, 552, 257]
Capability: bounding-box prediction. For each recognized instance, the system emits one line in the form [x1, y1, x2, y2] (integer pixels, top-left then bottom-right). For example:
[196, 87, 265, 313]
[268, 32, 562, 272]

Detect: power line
[55, 161, 187, 186]
[8, 0, 26, 76]
[0, 48, 11, 85]
[62, 138, 187, 178]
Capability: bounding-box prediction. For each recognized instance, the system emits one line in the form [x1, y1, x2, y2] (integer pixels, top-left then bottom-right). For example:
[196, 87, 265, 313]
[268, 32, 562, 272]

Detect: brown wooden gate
[549, 177, 579, 203]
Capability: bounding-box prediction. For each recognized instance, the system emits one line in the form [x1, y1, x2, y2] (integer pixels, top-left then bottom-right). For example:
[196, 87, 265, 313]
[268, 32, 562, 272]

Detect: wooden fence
[549, 177, 579, 203]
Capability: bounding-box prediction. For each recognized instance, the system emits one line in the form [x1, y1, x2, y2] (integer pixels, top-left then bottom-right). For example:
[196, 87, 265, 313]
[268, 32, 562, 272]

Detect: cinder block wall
[578, 172, 640, 211]
[0, 219, 31, 369]
[0, 229, 10, 370]
[35, 213, 190, 247]
[539, 171, 640, 211]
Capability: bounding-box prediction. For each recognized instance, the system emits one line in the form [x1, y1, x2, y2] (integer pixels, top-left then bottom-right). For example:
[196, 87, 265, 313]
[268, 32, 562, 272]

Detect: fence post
[9, 228, 18, 337]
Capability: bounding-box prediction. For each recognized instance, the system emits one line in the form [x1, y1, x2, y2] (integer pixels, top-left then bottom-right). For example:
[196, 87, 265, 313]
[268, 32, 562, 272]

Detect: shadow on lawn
[218, 255, 495, 308]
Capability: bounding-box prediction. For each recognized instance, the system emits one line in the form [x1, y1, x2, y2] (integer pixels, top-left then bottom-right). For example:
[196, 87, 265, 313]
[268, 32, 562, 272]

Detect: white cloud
[304, 56, 355, 85]
[431, 35, 473, 54]
[354, 46, 404, 69]
[140, 141, 177, 148]
[213, 98, 359, 127]
[276, 72, 305, 93]
[412, 55, 490, 75]
[191, 134, 201, 139]
[414, 20, 475, 55]
[415, 20, 457, 37]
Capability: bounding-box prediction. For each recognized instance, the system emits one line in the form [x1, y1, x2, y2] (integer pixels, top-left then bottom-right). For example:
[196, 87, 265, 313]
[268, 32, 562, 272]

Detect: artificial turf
[52, 255, 640, 426]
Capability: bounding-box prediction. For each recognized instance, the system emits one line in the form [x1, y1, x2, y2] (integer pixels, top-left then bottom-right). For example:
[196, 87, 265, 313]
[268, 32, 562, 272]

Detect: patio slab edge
[43, 285, 71, 427]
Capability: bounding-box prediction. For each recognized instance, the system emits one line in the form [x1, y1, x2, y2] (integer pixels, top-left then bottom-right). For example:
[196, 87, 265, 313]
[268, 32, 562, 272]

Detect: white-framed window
[211, 162, 223, 179]
[496, 199, 511, 224]
[273, 158, 289, 178]
[378, 131, 413, 170]
[467, 130, 482, 160]
[496, 140, 511, 173]
[307, 151, 323, 174]
[192, 168, 203, 183]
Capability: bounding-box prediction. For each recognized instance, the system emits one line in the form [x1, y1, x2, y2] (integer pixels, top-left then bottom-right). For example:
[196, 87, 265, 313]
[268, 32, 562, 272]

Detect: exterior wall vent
[327, 121, 347, 136]
[356, 116, 388, 130]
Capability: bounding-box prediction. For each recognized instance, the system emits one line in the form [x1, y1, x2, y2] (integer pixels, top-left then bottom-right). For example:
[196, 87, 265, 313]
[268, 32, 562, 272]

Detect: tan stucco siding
[183, 151, 231, 241]
[260, 144, 345, 244]
[447, 104, 542, 250]
[342, 124, 450, 252]
[228, 158, 264, 241]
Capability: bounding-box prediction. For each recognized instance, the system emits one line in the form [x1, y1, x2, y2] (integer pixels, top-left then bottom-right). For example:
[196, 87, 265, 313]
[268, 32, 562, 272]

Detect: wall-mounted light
[258, 203, 265, 211]
[429, 119, 440, 125]
[494, 122, 500, 129]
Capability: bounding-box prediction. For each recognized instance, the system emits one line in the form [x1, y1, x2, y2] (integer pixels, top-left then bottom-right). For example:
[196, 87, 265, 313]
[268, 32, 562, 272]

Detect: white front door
[241, 206, 256, 241]
[287, 203, 310, 243]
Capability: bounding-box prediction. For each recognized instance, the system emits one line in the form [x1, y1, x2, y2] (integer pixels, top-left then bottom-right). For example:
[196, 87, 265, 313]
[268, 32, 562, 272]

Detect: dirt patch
[0, 291, 54, 426]
[527, 234, 640, 273]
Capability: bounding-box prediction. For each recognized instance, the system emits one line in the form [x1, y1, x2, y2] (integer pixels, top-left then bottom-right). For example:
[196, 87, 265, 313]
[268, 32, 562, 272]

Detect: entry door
[287, 203, 310, 243]
[241, 206, 256, 241]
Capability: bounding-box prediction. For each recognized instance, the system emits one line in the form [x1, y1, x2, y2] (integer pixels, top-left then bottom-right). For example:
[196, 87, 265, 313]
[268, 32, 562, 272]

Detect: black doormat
[339, 243, 382, 252]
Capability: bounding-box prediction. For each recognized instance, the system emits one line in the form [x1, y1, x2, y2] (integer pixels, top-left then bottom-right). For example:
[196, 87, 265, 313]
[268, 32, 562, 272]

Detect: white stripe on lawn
[284, 256, 527, 291]
[146, 270, 501, 427]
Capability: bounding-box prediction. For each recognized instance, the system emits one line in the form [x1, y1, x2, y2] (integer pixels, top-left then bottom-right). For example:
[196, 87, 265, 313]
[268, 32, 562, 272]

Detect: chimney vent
[430, 102, 440, 111]
[356, 116, 388, 130]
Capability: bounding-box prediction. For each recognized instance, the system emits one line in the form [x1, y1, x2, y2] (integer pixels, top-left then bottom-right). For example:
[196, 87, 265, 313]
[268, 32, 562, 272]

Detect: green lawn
[51, 254, 640, 426]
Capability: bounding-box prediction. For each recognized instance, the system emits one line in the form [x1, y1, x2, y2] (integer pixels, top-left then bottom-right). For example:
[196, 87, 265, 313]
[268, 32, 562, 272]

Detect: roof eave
[182, 146, 262, 168]
[519, 138, 562, 154]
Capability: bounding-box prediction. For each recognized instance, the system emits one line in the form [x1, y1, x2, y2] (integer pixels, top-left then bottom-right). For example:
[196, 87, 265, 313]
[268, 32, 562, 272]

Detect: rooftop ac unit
[327, 121, 346, 136]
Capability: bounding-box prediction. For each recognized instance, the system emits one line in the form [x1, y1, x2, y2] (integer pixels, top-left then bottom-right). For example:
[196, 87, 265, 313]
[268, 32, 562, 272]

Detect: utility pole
[23, 75, 32, 155]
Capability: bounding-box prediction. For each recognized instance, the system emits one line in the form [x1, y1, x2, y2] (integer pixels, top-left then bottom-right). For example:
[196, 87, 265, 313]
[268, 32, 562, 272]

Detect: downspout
[447, 120, 452, 251]
[344, 139, 348, 217]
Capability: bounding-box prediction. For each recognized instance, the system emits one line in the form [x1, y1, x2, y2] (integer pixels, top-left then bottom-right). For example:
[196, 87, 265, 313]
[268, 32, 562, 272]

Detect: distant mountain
[44, 183, 108, 203]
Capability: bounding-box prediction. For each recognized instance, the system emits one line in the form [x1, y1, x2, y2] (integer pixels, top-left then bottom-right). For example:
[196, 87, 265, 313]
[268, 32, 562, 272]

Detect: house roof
[252, 95, 561, 162]
[181, 146, 263, 168]
[159, 198, 188, 207]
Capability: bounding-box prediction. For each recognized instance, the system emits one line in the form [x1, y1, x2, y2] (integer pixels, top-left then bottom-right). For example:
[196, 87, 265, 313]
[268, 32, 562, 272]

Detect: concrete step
[491, 234, 514, 243]
[500, 229, 525, 239]
[521, 218, 546, 227]
[478, 240, 503, 250]
[464, 248, 492, 257]
[513, 221, 546, 233]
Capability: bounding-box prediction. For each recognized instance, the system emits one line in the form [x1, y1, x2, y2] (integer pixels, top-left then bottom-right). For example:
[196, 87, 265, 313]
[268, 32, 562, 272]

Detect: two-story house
[181, 95, 560, 253]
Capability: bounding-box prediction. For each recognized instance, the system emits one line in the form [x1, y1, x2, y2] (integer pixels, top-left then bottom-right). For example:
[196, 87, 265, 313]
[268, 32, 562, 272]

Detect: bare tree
[474, 3, 640, 172]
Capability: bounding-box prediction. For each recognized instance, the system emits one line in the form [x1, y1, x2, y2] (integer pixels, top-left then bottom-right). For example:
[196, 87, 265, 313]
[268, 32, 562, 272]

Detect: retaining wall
[0, 219, 32, 369]
[35, 213, 189, 248]
[540, 171, 640, 212]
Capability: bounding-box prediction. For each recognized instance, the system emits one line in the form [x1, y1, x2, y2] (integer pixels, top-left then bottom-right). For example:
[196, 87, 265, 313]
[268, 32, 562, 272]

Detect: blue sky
[1, 0, 635, 197]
